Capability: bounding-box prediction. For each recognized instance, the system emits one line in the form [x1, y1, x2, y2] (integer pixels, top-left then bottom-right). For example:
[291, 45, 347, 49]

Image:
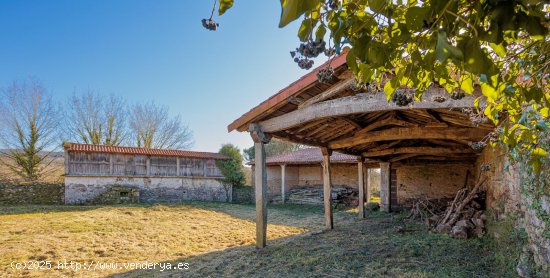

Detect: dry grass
[0, 203, 331, 277]
[0, 203, 511, 278]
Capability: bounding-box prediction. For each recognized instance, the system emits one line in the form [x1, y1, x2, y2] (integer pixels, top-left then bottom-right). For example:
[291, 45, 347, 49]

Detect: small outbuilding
[249, 148, 380, 206]
[63, 142, 229, 204]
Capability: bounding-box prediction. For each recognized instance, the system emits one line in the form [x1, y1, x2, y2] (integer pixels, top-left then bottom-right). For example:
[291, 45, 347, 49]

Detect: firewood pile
[408, 177, 488, 239]
[287, 186, 358, 208]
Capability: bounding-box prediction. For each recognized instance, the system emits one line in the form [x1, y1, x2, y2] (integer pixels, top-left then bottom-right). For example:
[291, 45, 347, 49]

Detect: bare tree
[0, 79, 60, 181]
[65, 91, 126, 146]
[128, 102, 193, 149]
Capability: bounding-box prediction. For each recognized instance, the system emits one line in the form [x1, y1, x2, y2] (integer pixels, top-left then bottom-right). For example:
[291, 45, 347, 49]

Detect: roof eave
[227, 51, 349, 133]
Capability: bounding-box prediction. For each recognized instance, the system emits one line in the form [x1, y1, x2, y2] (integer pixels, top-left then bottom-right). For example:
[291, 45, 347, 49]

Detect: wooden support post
[146, 157, 151, 176]
[109, 154, 113, 175]
[321, 147, 334, 229]
[380, 162, 391, 212]
[64, 150, 70, 176]
[357, 157, 365, 219]
[365, 167, 372, 204]
[250, 124, 271, 248]
[280, 164, 286, 203]
[176, 157, 180, 176]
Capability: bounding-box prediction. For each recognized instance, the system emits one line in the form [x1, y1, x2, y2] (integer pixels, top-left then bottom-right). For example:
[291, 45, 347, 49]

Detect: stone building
[63, 142, 229, 204]
[250, 148, 359, 203]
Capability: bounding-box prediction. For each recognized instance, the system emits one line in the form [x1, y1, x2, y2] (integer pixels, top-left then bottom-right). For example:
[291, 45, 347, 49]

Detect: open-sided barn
[227, 52, 524, 251]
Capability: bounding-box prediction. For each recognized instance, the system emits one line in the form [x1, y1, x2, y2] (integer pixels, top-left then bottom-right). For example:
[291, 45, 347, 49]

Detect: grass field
[0, 203, 513, 278]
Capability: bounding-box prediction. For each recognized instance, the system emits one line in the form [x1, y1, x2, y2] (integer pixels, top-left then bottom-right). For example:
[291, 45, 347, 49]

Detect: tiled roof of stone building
[63, 142, 228, 160]
[250, 147, 357, 165]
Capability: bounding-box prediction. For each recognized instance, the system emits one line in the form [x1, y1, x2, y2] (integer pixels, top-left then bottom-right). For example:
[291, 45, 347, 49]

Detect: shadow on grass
[107, 212, 510, 278]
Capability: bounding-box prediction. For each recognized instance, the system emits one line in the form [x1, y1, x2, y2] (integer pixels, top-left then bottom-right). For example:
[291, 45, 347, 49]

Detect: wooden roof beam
[362, 146, 474, 157]
[258, 89, 483, 133]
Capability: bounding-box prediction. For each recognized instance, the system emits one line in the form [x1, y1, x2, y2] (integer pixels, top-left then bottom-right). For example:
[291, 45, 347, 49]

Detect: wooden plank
[254, 141, 268, 248]
[298, 78, 355, 109]
[329, 127, 488, 149]
[354, 116, 419, 135]
[357, 158, 365, 219]
[380, 162, 391, 212]
[389, 154, 420, 162]
[368, 141, 403, 152]
[259, 88, 482, 133]
[321, 147, 334, 229]
[362, 146, 473, 157]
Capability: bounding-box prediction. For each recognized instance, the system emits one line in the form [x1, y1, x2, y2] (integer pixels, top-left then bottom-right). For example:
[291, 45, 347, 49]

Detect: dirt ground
[0, 203, 514, 278]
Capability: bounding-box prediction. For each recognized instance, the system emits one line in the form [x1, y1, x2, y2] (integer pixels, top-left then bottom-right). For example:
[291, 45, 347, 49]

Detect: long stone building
[63, 142, 229, 204]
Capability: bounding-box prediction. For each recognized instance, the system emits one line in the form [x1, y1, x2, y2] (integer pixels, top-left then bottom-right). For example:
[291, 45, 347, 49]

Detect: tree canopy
[243, 138, 302, 162]
[207, 0, 549, 170]
[217, 144, 246, 187]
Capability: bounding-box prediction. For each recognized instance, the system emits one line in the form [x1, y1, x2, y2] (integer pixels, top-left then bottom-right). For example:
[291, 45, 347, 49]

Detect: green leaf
[458, 37, 493, 75]
[489, 43, 507, 58]
[435, 31, 463, 62]
[279, 0, 319, 28]
[383, 79, 398, 100]
[459, 74, 475, 94]
[531, 148, 547, 157]
[346, 49, 358, 73]
[368, 0, 389, 14]
[540, 107, 549, 118]
[315, 25, 326, 41]
[405, 6, 430, 32]
[298, 19, 313, 42]
[218, 0, 234, 16]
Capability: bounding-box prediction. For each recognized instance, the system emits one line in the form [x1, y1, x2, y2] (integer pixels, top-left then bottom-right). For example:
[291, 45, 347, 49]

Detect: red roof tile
[250, 148, 357, 165]
[63, 142, 228, 160]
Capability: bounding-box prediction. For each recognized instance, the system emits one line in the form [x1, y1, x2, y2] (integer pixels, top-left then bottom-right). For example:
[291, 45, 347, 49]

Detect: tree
[208, 0, 549, 168]
[65, 91, 127, 146]
[0, 79, 60, 181]
[243, 138, 302, 162]
[217, 144, 246, 201]
[127, 102, 193, 149]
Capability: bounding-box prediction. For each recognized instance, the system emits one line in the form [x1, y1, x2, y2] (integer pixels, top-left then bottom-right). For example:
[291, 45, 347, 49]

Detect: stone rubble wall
[394, 164, 475, 205]
[476, 144, 549, 274]
[65, 176, 229, 204]
[0, 182, 64, 205]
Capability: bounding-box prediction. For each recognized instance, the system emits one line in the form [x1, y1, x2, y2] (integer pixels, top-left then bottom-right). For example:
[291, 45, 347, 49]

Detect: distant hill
[0, 150, 64, 158]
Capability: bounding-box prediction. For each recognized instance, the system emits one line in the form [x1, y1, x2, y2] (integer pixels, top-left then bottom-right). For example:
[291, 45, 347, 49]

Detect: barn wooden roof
[249, 148, 358, 166]
[63, 142, 228, 160]
[228, 52, 494, 164]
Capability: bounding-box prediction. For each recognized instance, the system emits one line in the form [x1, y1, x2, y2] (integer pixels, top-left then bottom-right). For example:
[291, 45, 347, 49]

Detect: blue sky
[0, 0, 320, 152]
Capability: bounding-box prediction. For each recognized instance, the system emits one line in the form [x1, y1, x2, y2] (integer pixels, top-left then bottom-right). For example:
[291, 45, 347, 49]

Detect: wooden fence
[67, 151, 223, 178]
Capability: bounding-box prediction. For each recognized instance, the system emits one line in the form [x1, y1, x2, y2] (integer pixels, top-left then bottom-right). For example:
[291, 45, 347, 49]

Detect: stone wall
[474, 145, 521, 219]
[476, 143, 549, 274]
[263, 163, 359, 202]
[394, 164, 474, 205]
[0, 182, 64, 205]
[65, 176, 229, 204]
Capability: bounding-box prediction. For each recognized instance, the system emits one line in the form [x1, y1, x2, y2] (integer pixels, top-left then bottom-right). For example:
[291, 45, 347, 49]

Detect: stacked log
[287, 185, 358, 208]
[408, 177, 488, 239]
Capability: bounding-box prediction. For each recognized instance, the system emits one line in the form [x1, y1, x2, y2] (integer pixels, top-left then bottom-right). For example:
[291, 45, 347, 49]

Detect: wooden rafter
[329, 127, 488, 149]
